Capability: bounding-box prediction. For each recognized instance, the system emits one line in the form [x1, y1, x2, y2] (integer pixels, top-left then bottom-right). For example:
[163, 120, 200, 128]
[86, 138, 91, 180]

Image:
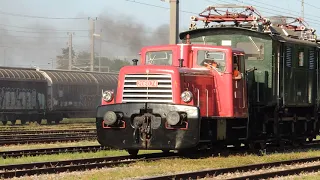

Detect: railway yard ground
[2, 143, 320, 180]
[0, 122, 320, 180]
[0, 126, 320, 180]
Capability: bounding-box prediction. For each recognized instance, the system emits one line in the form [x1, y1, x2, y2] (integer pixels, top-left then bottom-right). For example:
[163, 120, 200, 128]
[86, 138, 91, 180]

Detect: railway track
[0, 141, 319, 179]
[0, 145, 108, 158]
[0, 132, 96, 139]
[139, 156, 320, 180]
[140, 156, 320, 180]
[0, 135, 96, 145]
[0, 128, 96, 135]
[0, 152, 178, 179]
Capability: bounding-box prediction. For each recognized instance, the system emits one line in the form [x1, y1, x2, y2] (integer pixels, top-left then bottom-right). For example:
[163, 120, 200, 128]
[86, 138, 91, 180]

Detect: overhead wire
[0, 23, 89, 32]
[0, 10, 87, 19]
[0, 29, 90, 34]
[0, 34, 88, 39]
[294, 0, 320, 11]
[124, 0, 197, 15]
[229, 0, 320, 24]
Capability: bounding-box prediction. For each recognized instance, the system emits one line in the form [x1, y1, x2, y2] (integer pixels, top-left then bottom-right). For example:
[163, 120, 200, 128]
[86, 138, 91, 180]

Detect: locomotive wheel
[36, 119, 42, 124]
[292, 139, 299, 147]
[11, 120, 16, 125]
[259, 141, 267, 149]
[249, 143, 255, 150]
[248, 141, 266, 150]
[233, 142, 242, 150]
[127, 149, 139, 156]
[20, 120, 26, 125]
[2, 121, 7, 125]
[307, 137, 314, 142]
[54, 120, 60, 124]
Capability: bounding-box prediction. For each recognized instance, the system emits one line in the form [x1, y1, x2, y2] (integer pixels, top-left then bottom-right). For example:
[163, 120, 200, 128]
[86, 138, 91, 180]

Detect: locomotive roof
[179, 26, 320, 48]
[180, 4, 320, 48]
[0, 66, 46, 81]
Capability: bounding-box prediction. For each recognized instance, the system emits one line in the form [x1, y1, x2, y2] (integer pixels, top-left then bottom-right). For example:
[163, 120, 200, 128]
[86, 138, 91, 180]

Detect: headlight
[102, 90, 113, 102]
[103, 111, 117, 125]
[181, 91, 193, 103]
[167, 111, 180, 126]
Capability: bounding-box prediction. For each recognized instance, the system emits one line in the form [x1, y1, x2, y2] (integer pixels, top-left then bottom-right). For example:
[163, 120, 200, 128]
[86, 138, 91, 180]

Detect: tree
[56, 48, 131, 72]
[94, 57, 131, 72]
[56, 47, 76, 69]
[73, 51, 91, 68]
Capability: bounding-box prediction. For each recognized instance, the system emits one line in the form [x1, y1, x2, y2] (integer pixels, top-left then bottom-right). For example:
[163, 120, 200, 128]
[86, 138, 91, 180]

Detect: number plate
[136, 80, 158, 87]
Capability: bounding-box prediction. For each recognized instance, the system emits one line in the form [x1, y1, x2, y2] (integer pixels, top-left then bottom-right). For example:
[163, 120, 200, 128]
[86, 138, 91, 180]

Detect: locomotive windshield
[145, 50, 173, 65]
[197, 50, 226, 72]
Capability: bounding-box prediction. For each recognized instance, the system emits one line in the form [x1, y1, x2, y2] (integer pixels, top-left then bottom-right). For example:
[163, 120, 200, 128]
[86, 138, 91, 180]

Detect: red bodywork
[102, 44, 248, 118]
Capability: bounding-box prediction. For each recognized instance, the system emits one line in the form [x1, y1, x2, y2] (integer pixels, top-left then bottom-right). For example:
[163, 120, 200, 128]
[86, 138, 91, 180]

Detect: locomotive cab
[188, 45, 248, 118]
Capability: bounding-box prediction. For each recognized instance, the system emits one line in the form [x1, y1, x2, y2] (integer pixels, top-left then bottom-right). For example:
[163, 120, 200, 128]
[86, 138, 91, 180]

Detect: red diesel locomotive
[97, 41, 250, 155]
[96, 5, 320, 155]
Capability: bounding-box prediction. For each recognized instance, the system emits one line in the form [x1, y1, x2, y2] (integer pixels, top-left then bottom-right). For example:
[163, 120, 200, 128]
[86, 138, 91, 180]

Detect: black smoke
[0, 11, 170, 68]
[96, 13, 169, 58]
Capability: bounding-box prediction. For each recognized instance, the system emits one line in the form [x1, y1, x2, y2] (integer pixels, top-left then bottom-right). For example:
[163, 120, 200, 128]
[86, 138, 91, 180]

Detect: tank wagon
[0, 67, 118, 125]
[96, 5, 320, 155]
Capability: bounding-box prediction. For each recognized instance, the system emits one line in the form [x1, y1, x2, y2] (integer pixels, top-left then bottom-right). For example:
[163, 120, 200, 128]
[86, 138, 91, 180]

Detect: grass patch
[291, 171, 320, 180]
[12, 149, 320, 180]
[0, 140, 100, 151]
[59, 118, 95, 124]
[0, 149, 159, 166]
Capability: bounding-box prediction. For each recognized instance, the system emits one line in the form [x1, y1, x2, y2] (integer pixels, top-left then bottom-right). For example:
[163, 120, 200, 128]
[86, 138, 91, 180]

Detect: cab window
[197, 50, 226, 72]
[145, 50, 172, 65]
[233, 55, 244, 80]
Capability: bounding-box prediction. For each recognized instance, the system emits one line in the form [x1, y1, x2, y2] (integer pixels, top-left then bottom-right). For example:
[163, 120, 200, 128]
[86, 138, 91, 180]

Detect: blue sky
[0, 0, 317, 68]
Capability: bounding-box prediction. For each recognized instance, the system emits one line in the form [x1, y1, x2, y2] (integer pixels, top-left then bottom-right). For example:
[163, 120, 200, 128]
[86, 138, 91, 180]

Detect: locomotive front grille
[122, 74, 173, 103]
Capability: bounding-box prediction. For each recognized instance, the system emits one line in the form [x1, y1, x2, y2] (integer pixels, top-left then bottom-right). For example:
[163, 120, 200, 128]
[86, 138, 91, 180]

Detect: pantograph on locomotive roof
[188, 4, 318, 42]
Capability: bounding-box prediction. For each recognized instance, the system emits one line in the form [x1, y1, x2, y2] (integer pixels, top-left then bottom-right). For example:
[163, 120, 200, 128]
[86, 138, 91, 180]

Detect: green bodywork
[180, 27, 319, 108]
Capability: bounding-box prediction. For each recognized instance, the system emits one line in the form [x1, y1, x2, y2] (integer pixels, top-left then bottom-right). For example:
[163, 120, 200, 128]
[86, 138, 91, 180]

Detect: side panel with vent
[283, 43, 316, 106]
[283, 45, 294, 104]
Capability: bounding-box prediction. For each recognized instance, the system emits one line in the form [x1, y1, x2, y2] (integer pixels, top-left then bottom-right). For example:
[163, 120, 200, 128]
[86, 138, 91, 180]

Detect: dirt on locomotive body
[0, 67, 118, 125]
[96, 4, 320, 155]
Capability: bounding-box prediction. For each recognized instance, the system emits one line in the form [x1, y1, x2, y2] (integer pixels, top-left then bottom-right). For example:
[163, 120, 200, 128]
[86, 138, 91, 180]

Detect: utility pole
[67, 32, 73, 70]
[301, 0, 304, 20]
[99, 29, 102, 72]
[169, 0, 179, 44]
[3, 49, 6, 66]
[89, 17, 97, 72]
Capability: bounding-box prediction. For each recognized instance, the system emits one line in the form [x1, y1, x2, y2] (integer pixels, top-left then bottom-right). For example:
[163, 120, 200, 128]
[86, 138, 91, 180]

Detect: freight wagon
[0, 67, 118, 125]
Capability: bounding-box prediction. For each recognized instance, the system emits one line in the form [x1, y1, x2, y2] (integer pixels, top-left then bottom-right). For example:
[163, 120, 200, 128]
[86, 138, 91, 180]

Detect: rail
[0, 152, 178, 179]
[0, 145, 108, 158]
[0, 135, 96, 145]
[140, 156, 320, 180]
